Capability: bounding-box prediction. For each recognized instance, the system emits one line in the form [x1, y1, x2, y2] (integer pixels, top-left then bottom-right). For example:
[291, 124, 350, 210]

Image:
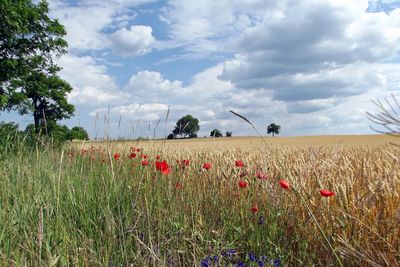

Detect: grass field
[0, 135, 399, 266]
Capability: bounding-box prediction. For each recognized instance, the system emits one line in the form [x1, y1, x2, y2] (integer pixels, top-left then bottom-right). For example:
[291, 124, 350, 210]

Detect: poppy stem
[295, 187, 343, 267]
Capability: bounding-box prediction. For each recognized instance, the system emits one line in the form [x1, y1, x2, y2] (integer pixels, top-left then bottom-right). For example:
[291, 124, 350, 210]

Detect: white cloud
[48, 0, 155, 51]
[124, 70, 183, 100]
[90, 103, 170, 121]
[58, 55, 129, 105]
[109, 26, 156, 56]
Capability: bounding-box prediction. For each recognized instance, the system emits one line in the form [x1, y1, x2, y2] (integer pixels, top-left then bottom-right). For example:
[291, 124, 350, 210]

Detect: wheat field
[0, 134, 399, 266]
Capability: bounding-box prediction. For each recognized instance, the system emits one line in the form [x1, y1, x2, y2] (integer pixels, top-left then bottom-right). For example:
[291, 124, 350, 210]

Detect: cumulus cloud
[218, 1, 400, 102]
[124, 70, 183, 100]
[58, 55, 129, 105]
[90, 103, 170, 121]
[109, 26, 156, 56]
[48, 0, 155, 52]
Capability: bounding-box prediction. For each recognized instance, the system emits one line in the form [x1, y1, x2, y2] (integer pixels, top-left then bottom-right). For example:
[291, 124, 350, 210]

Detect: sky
[2, 0, 400, 139]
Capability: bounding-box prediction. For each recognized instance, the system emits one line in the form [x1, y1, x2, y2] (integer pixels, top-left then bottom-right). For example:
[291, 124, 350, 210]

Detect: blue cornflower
[273, 258, 281, 267]
[212, 255, 218, 263]
[200, 259, 210, 267]
[257, 259, 265, 267]
[248, 252, 257, 262]
[237, 262, 245, 267]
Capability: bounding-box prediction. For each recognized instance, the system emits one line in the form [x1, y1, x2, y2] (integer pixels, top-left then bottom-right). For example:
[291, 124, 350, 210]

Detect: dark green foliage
[0, 0, 74, 133]
[67, 126, 89, 141]
[210, 129, 223, 137]
[226, 131, 232, 137]
[267, 123, 281, 137]
[167, 133, 174, 139]
[23, 121, 69, 146]
[172, 114, 200, 138]
[189, 133, 197, 138]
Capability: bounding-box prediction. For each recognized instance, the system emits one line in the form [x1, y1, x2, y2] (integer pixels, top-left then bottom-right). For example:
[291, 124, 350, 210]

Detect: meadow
[0, 135, 399, 266]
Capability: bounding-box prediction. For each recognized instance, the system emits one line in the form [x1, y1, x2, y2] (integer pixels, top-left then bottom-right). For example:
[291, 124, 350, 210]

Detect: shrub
[67, 126, 89, 141]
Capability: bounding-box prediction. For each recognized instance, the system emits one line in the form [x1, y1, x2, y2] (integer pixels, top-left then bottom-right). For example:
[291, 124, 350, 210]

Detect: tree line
[168, 114, 281, 139]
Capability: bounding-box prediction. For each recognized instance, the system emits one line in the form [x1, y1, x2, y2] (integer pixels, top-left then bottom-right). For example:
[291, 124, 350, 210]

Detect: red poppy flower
[162, 167, 171, 175]
[320, 189, 335, 197]
[156, 155, 161, 160]
[141, 160, 148, 166]
[175, 182, 182, 189]
[235, 160, 244, 167]
[256, 171, 268, 180]
[141, 154, 147, 159]
[279, 180, 289, 190]
[129, 152, 136, 159]
[113, 153, 120, 160]
[156, 160, 171, 175]
[203, 163, 212, 170]
[251, 204, 259, 213]
[155, 161, 162, 170]
[181, 159, 190, 166]
[238, 180, 248, 188]
[136, 148, 141, 152]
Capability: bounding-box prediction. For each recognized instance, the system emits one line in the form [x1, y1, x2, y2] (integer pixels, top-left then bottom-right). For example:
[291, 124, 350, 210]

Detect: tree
[172, 115, 200, 138]
[226, 131, 232, 137]
[189, 133, 197, 138]
[67, 126, 89, 141]
[210, 129, 223, 137]
[267, 123, 281, 137]
[0, 0, 74, 133]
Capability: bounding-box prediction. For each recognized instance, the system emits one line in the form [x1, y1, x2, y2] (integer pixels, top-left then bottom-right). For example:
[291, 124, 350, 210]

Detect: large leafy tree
[0, 0, 74, 133]
[172, 114, 200, 138]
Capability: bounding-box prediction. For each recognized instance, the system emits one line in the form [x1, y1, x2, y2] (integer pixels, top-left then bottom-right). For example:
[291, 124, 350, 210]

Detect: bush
[189, 133, 198, 138]
[167, 133, 174, 139]
[226, 131, 232, 137]
[67, 126, 89, 141]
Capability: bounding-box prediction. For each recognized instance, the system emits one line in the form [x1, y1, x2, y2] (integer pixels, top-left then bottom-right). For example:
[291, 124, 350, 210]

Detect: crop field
[0, 135, 399, 266]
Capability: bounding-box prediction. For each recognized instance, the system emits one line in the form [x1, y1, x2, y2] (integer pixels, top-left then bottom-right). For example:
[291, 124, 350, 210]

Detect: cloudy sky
[4, 0, 400, 138]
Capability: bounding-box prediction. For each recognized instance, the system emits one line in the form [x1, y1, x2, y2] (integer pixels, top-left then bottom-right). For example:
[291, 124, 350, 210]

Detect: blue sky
[2, 0, 400, 138]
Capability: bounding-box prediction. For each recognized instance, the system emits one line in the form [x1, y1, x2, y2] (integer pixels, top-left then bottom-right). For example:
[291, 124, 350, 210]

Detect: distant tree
[210, 129, 223, 137]
[167, 133, 175, 139]
[189, 133, 198, 138]
[172, 115, 200, 138]
[67, 126, 89, 141]
[267, 123, 281, 137]
[226, 131, 232, 137]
